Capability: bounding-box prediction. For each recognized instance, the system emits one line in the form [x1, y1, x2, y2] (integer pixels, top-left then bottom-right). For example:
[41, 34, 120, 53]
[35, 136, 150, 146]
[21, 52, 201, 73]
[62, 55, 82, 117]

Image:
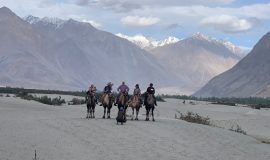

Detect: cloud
[76, 0, 90, 6]
[200, 15, 258, 33]
[75, 0, 236, 12]
[75, 0, 141, 12]
[82, 19, 102, 28]
[121, 16, 160, 26]
[38, 0, 64, 8]
[165, 23, 182, 30]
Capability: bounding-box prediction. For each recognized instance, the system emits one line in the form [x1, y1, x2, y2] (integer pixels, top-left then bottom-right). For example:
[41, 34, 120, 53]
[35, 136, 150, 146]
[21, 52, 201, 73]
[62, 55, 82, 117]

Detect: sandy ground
[0, 96, 270, 160]
[165, 98, 270, 143]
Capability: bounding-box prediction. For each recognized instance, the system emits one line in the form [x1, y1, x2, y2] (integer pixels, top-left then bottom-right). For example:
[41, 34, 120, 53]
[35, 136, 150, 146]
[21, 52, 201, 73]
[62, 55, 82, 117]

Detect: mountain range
[194, 32, 270, 97]
[148, 33, 245, 93]
[0, 7, 179, 91]
[116, 33, 180, 50]
[0, 6, 249, 95]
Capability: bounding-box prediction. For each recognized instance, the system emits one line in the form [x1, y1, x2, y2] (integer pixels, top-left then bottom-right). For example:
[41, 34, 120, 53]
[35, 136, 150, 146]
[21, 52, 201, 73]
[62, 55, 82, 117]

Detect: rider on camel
[87, 84, 97, 95]
[144, 83, 157, 106]
[133, 84, 143, 105]
[86, 84, 97, 104]
[115, 81, 129, 105]
[100, 82, 113, 106]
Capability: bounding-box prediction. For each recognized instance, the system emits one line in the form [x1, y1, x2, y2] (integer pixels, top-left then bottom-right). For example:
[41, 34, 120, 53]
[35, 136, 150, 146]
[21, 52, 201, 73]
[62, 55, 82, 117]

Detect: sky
[0, 0, 270, 49]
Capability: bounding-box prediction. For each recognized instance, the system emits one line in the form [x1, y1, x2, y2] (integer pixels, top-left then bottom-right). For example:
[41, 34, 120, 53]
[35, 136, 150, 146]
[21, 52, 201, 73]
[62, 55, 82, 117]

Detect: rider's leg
[144, 94, 147, 106]
[100, 94, 105, 106]
[115, 94, 119, 105]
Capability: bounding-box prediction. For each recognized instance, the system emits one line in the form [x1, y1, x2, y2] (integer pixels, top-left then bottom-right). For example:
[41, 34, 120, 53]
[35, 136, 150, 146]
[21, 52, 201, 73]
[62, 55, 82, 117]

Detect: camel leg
[107, 107, 111, 119]
[136, 107, 139, 120]
[90, 109, 92, 119]
[93, 106, 95, 119]
[103, 107, 106, 119]
[124, 106, 127, 122]
[91, 106, 94, 118]
[87, 106, 90, 119]
[152, 107, 155, 121]
[131, 108, 134, 120]
[145, 107, 149, 121]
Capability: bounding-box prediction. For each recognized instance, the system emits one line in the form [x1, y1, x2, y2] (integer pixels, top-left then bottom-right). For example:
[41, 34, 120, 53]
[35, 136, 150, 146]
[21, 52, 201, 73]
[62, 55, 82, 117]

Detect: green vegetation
[229, 124, 247, 135]
[0, 86, 87, 97]
[211, 101, 236, 106]
[16, 91, 65, 106]
[162, 94, 270, 107]
[68, 98, 85, 105]
[156, 95, 166, 102]
[175, 111, 210, 125]
[0, 86, 110, 102]
[0, 86, 166, 103]
[3, 86, 269, 107]
[176, 111, 247, 135]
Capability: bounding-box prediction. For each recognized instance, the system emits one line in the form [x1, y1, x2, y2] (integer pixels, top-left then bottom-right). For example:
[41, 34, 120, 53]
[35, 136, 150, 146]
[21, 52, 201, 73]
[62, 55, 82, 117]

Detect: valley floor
[0, 96, 270, 160]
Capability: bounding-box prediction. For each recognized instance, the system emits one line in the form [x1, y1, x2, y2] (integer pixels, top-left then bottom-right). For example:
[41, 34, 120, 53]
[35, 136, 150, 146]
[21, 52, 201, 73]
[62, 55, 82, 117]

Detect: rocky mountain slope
[149, 33, 244, 93]
[0, 7, 179, 91]
[194, 32, 270, 97]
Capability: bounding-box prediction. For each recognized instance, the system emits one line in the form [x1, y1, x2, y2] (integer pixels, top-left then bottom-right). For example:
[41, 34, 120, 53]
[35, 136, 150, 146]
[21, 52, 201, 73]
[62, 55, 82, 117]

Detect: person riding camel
[144, 83, 157, 106]
[115, 81, 129, 105]
[86, 84, 97, 104]
[100, 82, 113, 106]
[133, 84, 143, 106]
[87, 84, 97, 95]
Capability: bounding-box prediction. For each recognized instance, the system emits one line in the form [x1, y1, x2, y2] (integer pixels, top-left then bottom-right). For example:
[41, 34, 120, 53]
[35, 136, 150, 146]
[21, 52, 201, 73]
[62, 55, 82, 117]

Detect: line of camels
[85, 92, 156, 122]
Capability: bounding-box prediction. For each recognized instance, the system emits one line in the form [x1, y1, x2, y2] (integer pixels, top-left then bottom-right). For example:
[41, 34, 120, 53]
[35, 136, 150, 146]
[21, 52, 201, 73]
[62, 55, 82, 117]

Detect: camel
[128, 95, 141, 120]
[101, 93, 114, 119]
[85, 92, 97, 119]
[145, 94, 155, 121]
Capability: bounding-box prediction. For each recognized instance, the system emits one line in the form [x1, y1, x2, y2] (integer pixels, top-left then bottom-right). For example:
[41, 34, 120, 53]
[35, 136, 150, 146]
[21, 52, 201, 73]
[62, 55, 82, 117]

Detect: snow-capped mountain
[194, 32, 270, 97]
[149, 33, 244, 93]
[117, 32, 246, 58]
[152, 36, 180, 48]
[0, 7, 179, 91]
[24, 15, 66, 29]
[191, 32, 246, 58]
[116, 33, 180, 50]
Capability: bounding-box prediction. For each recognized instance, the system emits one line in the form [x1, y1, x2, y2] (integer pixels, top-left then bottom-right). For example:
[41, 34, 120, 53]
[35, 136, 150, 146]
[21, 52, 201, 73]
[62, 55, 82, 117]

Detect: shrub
[229, 124, 247, 135]
[211, 101, 236, 106]
[16, 91, 31, 99]
[16, 92, 65, 106]
[6, 94, 10, 97]
[68, 98, 85, 105]
[38, 96, 52, 105]
[176, 111, 210, 125]
[156, 96, 166, 102]
[51, 97, 65, 106]
[33, 150, 39, 160]
[176, 111, 248, 136]
[38, 96, 65, 106]
[0, 94, 3, 97]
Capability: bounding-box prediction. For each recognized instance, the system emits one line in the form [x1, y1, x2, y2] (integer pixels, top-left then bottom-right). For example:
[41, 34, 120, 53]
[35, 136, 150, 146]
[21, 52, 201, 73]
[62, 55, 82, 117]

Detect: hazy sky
[1, 0, 270, 48]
